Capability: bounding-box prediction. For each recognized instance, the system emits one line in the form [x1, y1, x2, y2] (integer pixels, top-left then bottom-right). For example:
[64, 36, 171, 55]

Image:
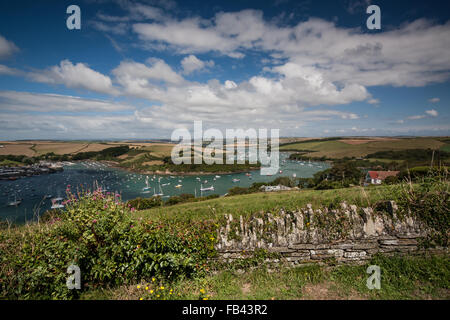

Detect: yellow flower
[152, 277, 156, 282]
[203, 297, 208, 300]
[160, 286, 165, 290]
[157, 294, 160, 298]
[137, 285, 141, 289]
[139, 297, 143, 300]
[169, 292, 172, 295]
[200, 289, 206, 294]
[150, 290, 154, 294]
[145, 286, 149, 290]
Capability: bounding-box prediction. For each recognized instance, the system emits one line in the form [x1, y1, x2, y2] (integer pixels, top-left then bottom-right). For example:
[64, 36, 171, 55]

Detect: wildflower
[131, 207, 136, 212]
[145, 286, 149, 290]
[160, 286, 164, 290]
[200, 289, 205, 294]
[203, 297, 208, 300]
[92, 219, 97, 224]
[139, 297, 143, 300]
[152, 278, 156, 282]
[150, 290, 154, 294]
[137, 285, 141, 289]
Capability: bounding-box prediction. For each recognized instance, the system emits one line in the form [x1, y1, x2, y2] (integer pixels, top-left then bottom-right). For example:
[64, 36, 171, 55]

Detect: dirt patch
[302, 282, 366, 300]
[143, 160, 164, 166]
[241, 283, 251, 295]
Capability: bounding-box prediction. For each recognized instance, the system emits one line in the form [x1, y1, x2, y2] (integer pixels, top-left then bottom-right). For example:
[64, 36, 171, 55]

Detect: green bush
[0, 189, 217, 299]
[127, 196, 162, 210]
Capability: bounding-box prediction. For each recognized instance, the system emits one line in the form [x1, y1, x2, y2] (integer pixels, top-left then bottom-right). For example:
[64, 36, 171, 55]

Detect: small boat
[175, 184, 182, 188]
[232, 178, 240, 183]
[200, 185, 214, 191]
[215, 175, 221, 178]
[7, 194, 21, 206]
[142, 176, 151, 191]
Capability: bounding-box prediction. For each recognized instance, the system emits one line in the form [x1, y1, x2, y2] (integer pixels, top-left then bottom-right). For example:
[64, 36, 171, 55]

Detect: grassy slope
[280, 138, 445, 159]
[136, 185, 398, 222]
[82, 254, 449, 300]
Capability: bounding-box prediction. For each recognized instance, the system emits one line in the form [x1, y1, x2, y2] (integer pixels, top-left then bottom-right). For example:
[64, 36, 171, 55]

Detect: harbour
[0, 153, 329, 224]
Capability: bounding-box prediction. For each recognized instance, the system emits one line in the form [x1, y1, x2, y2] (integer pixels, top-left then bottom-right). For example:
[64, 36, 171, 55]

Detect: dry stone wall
[215, 201, 447, 265]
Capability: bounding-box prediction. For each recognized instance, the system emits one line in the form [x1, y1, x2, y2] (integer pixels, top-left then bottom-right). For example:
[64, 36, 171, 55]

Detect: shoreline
[102, 160, 261, 176]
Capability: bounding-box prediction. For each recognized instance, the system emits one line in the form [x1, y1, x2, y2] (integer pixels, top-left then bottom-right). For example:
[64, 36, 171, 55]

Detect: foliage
[0, 188, 217, 299]
[389, 172, 449, 247]
[126, 196, 162, 210]
[72, 146, 129, 161]
[367, 148, 450, 162]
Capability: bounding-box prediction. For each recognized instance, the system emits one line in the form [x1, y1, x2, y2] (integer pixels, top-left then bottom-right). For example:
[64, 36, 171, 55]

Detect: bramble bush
[0, 187, 217, 299]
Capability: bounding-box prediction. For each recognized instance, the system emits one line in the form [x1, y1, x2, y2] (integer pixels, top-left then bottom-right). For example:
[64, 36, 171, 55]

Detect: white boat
[232, 178, 240, 183]
[175, 184, 182, 188]
[200, 184, 214, 192]
[7, 195, 21, 206]
[153, 178, 164, 197]
[215, 175, 221, 178]
[142, 176, 151, 192]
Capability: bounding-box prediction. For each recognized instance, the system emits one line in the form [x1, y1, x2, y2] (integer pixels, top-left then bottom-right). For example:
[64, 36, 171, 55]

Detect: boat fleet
[1, 157, 328, 216]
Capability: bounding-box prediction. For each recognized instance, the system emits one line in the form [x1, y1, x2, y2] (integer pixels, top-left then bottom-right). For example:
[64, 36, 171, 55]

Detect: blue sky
[0, 0, 449, 139]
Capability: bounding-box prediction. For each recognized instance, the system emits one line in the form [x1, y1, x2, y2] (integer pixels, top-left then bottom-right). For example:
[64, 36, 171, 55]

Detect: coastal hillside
[1, 175, 448, 300]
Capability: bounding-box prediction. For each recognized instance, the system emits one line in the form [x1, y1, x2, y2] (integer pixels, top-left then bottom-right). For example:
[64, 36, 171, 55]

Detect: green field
[280, 137, 445, 159]
[136, 184, 413, 223]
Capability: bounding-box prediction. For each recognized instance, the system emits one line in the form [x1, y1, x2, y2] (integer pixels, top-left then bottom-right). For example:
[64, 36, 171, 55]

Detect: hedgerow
[0, 188, 217, 299]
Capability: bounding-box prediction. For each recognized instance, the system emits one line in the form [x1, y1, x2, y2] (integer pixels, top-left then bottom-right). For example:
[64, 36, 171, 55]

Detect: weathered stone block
[311, 249, 344, 259]
[268, 246, 295, 253]
[289, 243, 330, 250]
[344, 251, 367, 259]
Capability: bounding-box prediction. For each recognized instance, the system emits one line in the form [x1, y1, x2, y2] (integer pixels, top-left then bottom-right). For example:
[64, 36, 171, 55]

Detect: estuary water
[0, 153, 329, 224]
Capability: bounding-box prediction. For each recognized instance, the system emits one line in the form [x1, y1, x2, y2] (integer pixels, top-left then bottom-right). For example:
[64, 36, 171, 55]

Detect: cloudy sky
[0, 0, 449, 139]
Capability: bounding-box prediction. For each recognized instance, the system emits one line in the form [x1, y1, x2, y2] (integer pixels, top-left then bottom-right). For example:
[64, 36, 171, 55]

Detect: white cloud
[0, 91, 132, 113]
[407, 115, 426, 120]
[429, 97, 440, 103]
[28, 60, 118, 95]
[131, 11, 450, 87]
[0, 35, 18, 59]
[180, 55, 214, 75]
[425, 109, 438, 117]
[367, 98, 379, 105]
[0, 64, 21, 76]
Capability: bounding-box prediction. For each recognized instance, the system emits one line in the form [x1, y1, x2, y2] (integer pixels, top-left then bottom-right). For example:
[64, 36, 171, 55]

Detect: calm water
[0, 153, 329, 224]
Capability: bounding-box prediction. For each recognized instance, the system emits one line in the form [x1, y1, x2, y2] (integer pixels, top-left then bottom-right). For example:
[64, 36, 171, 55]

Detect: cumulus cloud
[0, 35, 19, 59]
[429, 97, 440, 103]
[28, 60, 118, 95]
[131, 11, 450, 87]
[180, 55, 214, 75]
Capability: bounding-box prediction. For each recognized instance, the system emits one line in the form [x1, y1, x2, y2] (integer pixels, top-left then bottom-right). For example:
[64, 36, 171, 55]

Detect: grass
[440, 144, 450, 153]
[81, 254, 449, 300]
[0, 159, 23, 166]
[135, 184, 405, 222]
[280, 137, 445, 159]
